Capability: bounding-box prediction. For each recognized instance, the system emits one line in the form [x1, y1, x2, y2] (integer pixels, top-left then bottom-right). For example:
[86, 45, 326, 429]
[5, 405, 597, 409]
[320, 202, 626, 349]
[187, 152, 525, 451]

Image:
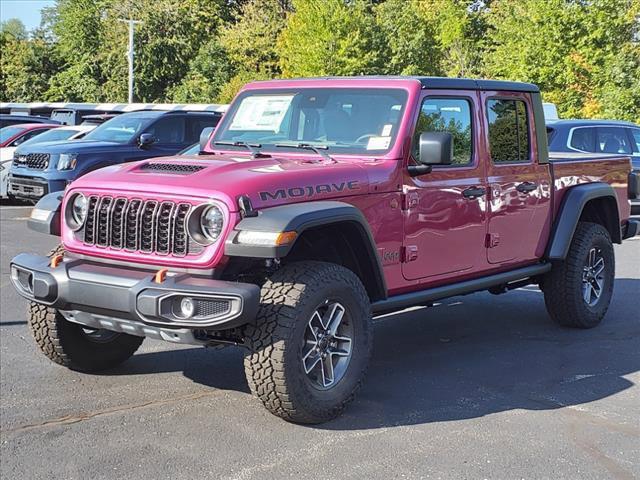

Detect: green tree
[1, 29, 59, 101]
[277, 0, 385, 77]
[485, 0, 640, 122]
[417, 0, 489, 77]
[220, 0, 291, 76]
[375, 0, 442, 75]
[170, 38, 234, 103]
[0, 18, 27, 39]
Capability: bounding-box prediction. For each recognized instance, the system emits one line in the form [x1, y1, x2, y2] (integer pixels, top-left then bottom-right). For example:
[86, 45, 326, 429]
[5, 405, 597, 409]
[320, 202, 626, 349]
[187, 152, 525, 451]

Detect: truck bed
[549, 152, 632, 224]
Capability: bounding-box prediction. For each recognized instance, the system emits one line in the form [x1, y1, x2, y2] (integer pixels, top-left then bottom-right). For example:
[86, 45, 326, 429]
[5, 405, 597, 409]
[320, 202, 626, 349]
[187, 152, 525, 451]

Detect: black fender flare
[27, 191, 63, 236]
[225, 201, 387, 299]
[546, 182, 620, 260]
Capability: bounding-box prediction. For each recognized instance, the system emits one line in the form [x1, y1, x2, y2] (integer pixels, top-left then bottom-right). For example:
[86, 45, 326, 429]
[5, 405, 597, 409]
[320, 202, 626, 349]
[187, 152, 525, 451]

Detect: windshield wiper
[274, 143, 333, 161]
[213, 140, 269, 158]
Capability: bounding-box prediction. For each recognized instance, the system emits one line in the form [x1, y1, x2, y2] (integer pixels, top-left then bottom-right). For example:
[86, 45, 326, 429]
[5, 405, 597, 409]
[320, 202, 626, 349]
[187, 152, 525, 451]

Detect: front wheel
[543, 222, 615, 328]
[26, 244, 144, 371]
[243, 261, 373, 424]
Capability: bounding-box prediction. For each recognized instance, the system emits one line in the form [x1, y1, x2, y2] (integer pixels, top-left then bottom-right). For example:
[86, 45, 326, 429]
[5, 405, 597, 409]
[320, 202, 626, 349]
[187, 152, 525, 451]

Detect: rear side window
[146, 117, 186, 144]
[185, 116, 219, 143]
[412, 97, 473, 165]
[487, 99, 530, 163]
[597, 127, 632, 154]
[569, 127, 596, 152]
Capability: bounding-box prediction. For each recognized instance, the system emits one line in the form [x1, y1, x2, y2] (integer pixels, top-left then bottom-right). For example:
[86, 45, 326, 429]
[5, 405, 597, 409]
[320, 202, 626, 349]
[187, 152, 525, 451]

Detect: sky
[0, 0, 56, 31]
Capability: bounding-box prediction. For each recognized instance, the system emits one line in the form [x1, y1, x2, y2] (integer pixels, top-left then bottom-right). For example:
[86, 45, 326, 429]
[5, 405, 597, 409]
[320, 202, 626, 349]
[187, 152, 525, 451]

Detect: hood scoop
[138, 162, 206, 174]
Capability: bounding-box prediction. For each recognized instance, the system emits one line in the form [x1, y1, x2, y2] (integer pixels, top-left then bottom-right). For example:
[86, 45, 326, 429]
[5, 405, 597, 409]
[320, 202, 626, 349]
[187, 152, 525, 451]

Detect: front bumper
[7, 174, 51, 200]
[10, 253, 260, 331]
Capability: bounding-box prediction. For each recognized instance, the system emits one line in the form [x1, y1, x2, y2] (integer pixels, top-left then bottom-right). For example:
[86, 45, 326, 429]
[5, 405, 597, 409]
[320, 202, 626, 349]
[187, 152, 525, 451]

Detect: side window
[630, 128, 640, 152]
[486, 99, 530, 163]
[185, 116, 218, 144]
[412, 97, 473, 165]
[569, 127, 596, 152]
[10, 129, 44, 146]
[597, 127, 632, 154]
[146, 117, 186, 144]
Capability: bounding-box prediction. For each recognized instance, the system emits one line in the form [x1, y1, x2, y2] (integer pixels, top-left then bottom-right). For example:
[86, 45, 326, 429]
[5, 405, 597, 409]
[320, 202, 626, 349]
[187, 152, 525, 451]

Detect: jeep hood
[70, 154, 373, 211]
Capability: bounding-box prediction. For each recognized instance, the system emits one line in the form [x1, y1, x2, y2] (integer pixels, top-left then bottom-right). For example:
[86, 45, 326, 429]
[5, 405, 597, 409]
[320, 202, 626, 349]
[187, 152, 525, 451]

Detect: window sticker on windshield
[229, 95, 294, 131]
[366, 136, 391, 150]
[381, 124, 393, 136]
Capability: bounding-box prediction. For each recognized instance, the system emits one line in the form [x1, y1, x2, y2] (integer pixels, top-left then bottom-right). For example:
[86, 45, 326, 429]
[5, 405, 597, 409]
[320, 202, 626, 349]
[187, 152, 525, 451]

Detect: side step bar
[371, 263, 551, 314]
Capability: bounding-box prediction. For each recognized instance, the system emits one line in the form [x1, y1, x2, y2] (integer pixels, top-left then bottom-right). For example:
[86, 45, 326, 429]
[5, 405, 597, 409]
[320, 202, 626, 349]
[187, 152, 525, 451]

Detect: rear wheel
[543, 222, 615, 328]
[26, 245, 143, 371]
[243, 261, 372, 424]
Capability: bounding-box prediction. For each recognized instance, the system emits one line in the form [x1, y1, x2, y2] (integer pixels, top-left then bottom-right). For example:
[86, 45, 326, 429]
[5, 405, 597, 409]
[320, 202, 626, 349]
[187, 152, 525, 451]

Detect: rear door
[481, 92, 552, 265]
[402, 91, 489, 281]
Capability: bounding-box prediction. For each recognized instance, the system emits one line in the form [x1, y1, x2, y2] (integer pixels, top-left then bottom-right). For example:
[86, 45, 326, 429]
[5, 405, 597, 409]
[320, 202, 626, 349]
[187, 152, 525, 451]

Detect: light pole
[118, 19, 142, 103]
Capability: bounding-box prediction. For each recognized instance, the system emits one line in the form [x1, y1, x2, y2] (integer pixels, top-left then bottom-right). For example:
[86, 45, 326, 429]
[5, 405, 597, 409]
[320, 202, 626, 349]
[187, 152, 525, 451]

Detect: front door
[481, 92, 551, 265]
[402, 92, 489, 282]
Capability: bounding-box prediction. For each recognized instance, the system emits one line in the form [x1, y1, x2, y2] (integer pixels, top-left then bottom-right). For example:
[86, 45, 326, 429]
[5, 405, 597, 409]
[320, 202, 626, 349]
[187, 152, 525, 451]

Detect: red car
[10, 77, 640, 424]
[0, 123, 60, 148]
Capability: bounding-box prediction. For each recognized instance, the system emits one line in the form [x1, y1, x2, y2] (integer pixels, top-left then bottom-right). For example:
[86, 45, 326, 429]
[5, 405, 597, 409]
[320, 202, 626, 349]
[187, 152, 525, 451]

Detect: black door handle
[516, 182, 538, 193]
[462, 186, 486, 199]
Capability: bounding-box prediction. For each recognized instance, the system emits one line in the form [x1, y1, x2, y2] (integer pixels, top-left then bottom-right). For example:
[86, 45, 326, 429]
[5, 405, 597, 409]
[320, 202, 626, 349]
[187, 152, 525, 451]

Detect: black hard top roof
[414, 77, 539, 93]
[279, 76, 540, 93]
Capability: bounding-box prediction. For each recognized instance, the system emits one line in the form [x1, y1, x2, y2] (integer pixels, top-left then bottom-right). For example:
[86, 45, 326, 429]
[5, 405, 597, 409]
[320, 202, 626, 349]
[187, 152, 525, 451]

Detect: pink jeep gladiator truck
[11, 77, 640, 423]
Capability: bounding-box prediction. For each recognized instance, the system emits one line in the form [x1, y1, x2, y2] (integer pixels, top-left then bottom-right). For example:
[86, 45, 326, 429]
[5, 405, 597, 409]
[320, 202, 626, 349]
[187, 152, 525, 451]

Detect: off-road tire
[243, 261, 373, 424]
[27, 245, 144, 372]
[543, 222, 615, 328]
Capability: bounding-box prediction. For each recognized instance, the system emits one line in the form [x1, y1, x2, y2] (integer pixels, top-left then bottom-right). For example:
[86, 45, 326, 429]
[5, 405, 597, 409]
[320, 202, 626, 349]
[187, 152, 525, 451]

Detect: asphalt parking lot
[1, 203, 639, 480]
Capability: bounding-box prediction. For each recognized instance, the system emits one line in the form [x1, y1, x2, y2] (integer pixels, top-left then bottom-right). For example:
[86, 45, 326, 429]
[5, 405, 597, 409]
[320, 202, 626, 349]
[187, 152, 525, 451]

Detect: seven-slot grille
[82, 196, 193, 256]
[14, 153, 50, 170]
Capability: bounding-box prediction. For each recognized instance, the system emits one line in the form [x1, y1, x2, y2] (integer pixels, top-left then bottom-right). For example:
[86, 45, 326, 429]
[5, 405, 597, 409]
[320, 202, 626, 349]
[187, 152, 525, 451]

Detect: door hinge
[402, 245, 419, 263]
[401, 191, 419, 210]
[485, 233, 500, 248]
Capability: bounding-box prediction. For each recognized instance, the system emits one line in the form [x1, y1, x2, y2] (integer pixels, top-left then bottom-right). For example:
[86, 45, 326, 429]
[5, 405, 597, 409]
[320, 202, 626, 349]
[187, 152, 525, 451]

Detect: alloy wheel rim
[301, 300, 353, 390]
[582, 247, 605, 307]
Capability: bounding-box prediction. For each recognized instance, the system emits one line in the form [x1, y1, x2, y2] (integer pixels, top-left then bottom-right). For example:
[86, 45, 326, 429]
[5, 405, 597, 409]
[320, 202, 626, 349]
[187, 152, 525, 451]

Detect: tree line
[1, 0, 638, 122]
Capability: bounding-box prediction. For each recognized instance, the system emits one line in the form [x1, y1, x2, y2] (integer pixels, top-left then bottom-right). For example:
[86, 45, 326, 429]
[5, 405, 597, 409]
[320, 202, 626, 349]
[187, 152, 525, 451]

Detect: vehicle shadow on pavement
[323, 278, 640, 430]
[104, 278, 639, 429]
[105, 345, 251, 393]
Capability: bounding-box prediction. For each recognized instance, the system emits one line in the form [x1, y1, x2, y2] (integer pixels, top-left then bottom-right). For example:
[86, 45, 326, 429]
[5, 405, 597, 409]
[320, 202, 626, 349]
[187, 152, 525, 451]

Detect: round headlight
[201, 205, 224, 242]
[71, 194, 88, 226]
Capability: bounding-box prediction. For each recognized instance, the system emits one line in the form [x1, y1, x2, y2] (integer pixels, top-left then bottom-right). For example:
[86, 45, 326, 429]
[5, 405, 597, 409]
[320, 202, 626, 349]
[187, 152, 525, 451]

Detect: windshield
[213, 88, 408, 155]
[20, 128, 81, 147]
[83, 114, 152, 143]
[0, 126, 26, 143]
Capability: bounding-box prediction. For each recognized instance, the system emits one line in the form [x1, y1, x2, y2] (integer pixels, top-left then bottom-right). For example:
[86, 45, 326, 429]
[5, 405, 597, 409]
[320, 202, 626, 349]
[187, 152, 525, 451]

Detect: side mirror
[138, 133, 156, 148]
[409, 132, 453, 176]
[199, 127, 214, 152]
